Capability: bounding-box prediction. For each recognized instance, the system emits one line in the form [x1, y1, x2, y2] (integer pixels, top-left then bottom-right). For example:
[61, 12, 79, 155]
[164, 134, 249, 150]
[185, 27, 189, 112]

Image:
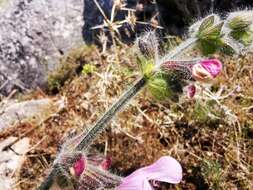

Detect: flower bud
[189, 14, 224, 55]
[100, 157, 112, 170]
[70, 155, 86, 177]
[227, 11, 253, 31]
[226, 11, 253, 46]
[136, 31, 159, 58]
[192, 59, 222, 82]
[186, 84, 196, 98]
[189, 14, 220, 37]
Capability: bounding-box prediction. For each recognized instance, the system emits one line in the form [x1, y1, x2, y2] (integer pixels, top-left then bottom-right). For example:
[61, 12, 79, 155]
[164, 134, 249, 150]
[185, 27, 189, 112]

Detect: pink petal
[73, 155, 86, 177]
[116, 156, 182, 190]
[199, 59, 222, 78]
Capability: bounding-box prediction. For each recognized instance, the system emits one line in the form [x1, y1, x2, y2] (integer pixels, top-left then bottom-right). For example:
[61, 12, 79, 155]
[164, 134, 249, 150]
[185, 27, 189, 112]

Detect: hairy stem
[37, 37, 197, 190]
[37, 167, 56, 190]
[76, 77, 146, 151]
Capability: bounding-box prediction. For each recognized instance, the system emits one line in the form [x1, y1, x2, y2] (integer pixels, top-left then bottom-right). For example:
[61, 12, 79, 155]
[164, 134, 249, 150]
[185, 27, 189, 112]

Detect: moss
[47, 45, 97, 93]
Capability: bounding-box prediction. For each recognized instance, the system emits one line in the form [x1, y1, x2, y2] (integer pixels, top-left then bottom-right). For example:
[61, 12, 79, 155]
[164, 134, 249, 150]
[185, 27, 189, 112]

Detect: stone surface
[0, 0, 84, 95]
[0, 137, 30, 190]
[0, 98, 65, 131]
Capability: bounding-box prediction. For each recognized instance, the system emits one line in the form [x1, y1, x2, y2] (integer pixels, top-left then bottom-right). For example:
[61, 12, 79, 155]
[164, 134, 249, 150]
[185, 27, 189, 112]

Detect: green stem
[37, 37, 197, 190]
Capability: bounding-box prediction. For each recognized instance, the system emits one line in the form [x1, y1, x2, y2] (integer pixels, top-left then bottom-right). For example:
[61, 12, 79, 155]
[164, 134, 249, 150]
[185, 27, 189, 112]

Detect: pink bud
[100, 157, 112, 170]
[192, 59, 222, 82]
[73, 155, 86, 177]
[187, 84, 196, 98]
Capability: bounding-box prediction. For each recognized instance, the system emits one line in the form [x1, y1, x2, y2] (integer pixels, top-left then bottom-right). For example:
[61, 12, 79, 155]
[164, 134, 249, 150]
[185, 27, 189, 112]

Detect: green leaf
[82, 64, 97, 75]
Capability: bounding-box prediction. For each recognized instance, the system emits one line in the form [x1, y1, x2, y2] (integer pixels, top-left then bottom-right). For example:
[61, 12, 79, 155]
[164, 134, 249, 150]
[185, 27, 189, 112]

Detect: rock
[0, 0, 84, 95]
[0, 98, 65, 131]
[0, 137, 30, 190]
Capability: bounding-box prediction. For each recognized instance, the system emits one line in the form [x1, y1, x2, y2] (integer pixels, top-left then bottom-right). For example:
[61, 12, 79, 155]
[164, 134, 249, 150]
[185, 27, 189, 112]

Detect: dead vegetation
[0, 41, 252, 189]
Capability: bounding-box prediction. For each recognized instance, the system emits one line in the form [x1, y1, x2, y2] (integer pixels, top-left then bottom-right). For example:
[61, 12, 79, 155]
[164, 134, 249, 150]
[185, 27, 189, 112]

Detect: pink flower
[116, 156, 182, 190]
[192, 59, 222, 82]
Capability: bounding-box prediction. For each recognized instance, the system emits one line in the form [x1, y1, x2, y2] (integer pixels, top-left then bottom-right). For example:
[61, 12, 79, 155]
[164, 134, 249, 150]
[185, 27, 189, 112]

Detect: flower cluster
[65, 154, 182, 190]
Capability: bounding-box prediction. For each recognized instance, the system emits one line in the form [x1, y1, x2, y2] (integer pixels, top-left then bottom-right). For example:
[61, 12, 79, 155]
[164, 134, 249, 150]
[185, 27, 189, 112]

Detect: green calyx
[227, 14, 253, 46]
[147, 73, 173, 101]
[230, 29, 253, 46]
[137, 55, 155, 79]
[147, 72, 183, 101]
[196, 15, 224, 55]
[228, 16, 251, 31]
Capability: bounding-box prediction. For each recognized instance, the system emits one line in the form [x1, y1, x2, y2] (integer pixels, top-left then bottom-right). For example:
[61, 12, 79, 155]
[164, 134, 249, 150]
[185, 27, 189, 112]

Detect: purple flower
[116, 156, 182, 190]
[192, 59, 222, 82]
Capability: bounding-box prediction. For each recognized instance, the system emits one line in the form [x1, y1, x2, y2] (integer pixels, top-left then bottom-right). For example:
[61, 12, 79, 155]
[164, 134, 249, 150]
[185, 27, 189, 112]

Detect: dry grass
[1, 42, 253, 190]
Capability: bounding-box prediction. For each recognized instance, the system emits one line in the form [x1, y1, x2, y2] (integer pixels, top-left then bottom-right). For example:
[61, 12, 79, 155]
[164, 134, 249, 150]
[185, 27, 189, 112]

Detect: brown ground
[0, 43, 253, 190]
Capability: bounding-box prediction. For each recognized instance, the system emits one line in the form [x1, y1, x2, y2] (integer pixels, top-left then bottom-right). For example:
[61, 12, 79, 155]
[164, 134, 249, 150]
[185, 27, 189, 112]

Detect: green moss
[47, 45, 96, 93]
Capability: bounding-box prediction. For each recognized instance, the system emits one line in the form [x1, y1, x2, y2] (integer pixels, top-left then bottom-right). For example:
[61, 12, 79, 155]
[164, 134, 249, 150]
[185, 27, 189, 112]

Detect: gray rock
[0, 97, 65, 131]
[0, 0, 84, 95]
[0, 137, 30, 190]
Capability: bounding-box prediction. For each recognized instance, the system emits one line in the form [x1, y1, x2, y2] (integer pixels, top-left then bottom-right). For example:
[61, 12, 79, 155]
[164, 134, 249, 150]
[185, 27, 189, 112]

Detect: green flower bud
[147, 72, 183, 101]
[147, 74, 173, 101]
[197, 22, 224, 41]
[227, 11, 253, 31]
[230, 29, 253, 46]
[189, 14, 220, 38]
[189, 14, 224, 55]
[226, 11, 253, 46]
[228, 15, 252, 31]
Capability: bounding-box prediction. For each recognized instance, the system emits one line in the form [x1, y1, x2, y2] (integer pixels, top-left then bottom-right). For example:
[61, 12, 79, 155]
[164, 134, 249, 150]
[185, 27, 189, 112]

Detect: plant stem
[37, 37, 197, 190]
[37, 167, 56, 190]
[76, 77, 146, 151]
